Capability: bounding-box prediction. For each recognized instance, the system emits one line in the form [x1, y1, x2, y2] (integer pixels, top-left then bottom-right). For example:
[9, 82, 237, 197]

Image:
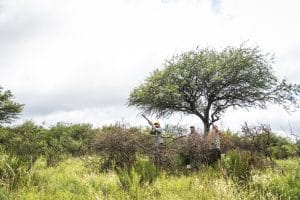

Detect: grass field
[1, 157, 299, 200]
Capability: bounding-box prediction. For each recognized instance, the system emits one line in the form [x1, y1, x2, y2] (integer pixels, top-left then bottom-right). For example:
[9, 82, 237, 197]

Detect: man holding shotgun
[142, 114, 164, 146]
[142, 114, 165, 166]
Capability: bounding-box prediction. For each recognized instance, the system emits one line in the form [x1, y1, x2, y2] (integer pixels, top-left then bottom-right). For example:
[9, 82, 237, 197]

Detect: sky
[0, 0, 300, 137]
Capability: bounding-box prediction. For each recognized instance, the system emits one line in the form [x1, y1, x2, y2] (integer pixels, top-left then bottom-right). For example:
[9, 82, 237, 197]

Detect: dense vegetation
[0, 122, 299, 199]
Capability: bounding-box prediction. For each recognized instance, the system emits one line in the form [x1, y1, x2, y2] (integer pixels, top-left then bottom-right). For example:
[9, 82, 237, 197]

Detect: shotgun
[141, 114, 154, 126]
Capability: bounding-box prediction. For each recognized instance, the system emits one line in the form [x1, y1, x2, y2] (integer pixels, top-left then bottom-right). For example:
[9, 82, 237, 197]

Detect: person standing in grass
[187, 125, 202, 169]
[189, 126, 199, 136]
[151, 121, 164, 146]
[142, 114, 164, 166]
[208, 125, 221, 162]
[142, 114, 164, 146]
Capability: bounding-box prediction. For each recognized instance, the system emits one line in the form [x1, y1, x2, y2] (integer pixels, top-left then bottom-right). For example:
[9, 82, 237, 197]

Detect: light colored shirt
[151, 125, 163, 145]
[210, 134, 220, 149]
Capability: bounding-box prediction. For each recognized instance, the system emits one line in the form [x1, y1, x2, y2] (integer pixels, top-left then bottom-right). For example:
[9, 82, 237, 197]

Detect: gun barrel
[141, 114, 149, 120]
[141, 114, 153, 125]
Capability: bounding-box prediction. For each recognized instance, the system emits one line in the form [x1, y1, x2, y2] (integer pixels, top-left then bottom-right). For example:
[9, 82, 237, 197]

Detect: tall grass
[2, 157, 299, 200]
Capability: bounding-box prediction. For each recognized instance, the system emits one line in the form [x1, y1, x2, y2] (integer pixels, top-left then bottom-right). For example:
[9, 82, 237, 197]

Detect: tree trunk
[195, 110, 210, 136]
[203, 120, 210, 136]
[203, 103, 211, 136]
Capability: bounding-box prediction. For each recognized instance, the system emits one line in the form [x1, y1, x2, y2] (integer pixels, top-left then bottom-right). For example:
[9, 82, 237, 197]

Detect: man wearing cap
[142, 114, 165, 166]
[189, 126, 199, 136]
[142, 114, 164, 146]
[150, 121, 164, 146]
[187, 125, 201, 169]
[208, 125, 221, 163]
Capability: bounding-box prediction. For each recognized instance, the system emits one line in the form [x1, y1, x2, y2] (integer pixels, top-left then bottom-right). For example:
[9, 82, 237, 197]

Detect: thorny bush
[94, 126, 139, 170]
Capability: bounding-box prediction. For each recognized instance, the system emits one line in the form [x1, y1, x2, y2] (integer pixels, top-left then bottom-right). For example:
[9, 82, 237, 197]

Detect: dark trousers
[153, 143, 165, 166]
[209, 148, 221, 164]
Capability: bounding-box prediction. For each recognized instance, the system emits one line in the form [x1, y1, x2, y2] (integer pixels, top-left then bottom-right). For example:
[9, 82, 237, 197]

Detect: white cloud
[0, 0, 300, 135]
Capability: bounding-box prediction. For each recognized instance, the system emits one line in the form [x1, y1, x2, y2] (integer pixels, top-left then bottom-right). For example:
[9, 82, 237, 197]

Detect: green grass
[249, 159, 300, 200]
[3, 157, 299, 200]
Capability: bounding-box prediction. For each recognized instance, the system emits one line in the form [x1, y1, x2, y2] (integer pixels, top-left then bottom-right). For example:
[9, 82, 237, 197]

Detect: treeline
[0, 121, 299, 190]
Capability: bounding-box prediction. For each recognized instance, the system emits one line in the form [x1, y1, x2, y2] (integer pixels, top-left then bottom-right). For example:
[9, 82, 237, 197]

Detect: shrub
[239, 123, 297, 160]
[220, 130, 237, 153]
[0, 149, 28, 190]
[94, 125, 139, 169]
[45, 123, 95, 166]
[134, 159, 160, 185]
[223, 150, 252, 184]
[186, 135, 211, 167]
[48, 123, 95, 156]
[116, 167, 137, 191]
[1, 121, 47, 167]
[175, 134, 219, 170]
[116, 158, 160, 194]
[148, 134, 217, 171]
[270, 144, 297, 159]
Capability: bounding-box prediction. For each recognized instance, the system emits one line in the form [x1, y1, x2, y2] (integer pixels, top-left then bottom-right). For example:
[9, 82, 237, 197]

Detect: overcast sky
[0, 0, 300, 136]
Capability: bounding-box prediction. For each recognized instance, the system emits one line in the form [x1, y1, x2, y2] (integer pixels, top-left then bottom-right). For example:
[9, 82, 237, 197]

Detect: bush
[174, 134, 218, 170]
[94, 125, 139, 169]
[238, 123, 298, 161]
[270, 144, 297, 159]
[44, 123, 95, 166]
[1, 121, 47, 167]
[186, 135, 211, 167]
[223, 150, 252, 184]
[143, 134, 219, 172]
[48, 123, 95, 156]
[116, 167, 137, 191]
[220, 130, 237, 153]
[0, 149, 28, 190]
[116, 158, 160, 194]
[134, 159, 160, 185]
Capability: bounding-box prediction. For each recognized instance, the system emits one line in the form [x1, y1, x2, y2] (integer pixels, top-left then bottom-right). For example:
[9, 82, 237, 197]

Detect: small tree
[128, 45, 300, 134]
[241, 123, 274, 160]
[0, 85, 24, 124]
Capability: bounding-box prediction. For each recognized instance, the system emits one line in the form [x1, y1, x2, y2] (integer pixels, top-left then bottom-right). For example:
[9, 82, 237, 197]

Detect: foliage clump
[0, 86, 24, 124]
[223, 150, 253, 184]
[94, 125, 139, 169]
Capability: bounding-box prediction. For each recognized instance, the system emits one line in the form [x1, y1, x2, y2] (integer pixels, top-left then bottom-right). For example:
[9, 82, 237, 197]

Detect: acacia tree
[128, 46, 300, 135]
[0, 85, 24, 124]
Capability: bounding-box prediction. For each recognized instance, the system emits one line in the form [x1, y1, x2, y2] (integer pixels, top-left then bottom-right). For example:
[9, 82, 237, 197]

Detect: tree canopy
[128, 45, 300, 134]
[0, 85, 24, 124]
